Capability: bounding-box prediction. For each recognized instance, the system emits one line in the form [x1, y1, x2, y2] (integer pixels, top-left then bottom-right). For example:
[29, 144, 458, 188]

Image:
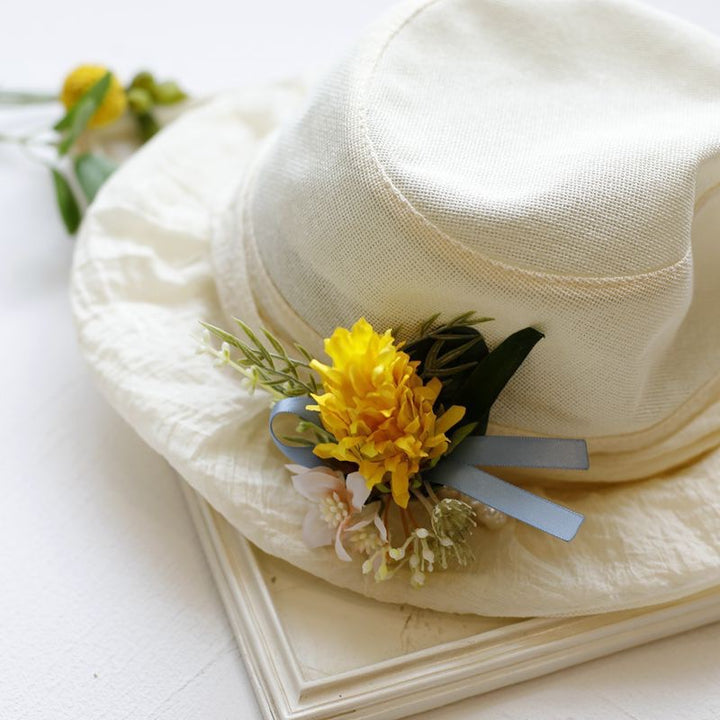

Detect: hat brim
[71, 84, 720, 617]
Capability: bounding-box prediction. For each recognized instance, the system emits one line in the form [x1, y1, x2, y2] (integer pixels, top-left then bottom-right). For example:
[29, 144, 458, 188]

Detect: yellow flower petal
[435, 405, 466, 435]
[311, 318, 466, 506]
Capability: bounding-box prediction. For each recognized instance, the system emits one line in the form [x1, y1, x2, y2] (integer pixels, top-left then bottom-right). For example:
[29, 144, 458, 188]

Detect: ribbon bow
[269, 396, 588, 542]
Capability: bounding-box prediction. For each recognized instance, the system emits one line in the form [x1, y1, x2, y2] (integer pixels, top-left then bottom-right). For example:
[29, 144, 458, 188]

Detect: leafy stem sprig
[1, 66, 187, 234]
[200, 319, 320, 399]
[2, 72, 118, 234]
[414, 311, 494, 339]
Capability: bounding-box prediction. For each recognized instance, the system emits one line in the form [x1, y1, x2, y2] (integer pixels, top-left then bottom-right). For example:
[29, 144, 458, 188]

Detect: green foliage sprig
[200, 319, 320, 399]
[405, 311, 492, 408]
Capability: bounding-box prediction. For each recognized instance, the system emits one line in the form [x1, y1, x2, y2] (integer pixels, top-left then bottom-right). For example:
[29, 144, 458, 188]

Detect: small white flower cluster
[288, 465, 510, 589]
[388, 528, 437, 588]
[360, 492, 506, 588]
[198, 332, 264, 393]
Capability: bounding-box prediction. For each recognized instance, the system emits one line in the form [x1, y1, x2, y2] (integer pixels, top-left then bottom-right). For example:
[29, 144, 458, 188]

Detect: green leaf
[54, 72, 112, 155]
[54, 72, 111, 131]
[57, 100, 95, 155]
[74, 153, 118, 203]
[51, 168, 81, 234]
[135, 111, 160, 143]
[451, 327, 544, 427]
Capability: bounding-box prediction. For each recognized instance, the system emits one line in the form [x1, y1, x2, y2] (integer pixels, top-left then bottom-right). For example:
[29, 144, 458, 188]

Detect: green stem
[0, 91, 58, 104]
[264, 352, 314, 370]
[412, 487, 435, 517]
[0, 132, 55, 147]
[255, 365, 316, 395]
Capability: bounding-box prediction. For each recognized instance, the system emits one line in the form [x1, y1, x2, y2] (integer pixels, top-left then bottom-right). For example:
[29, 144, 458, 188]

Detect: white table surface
[2, 1, 720, 718]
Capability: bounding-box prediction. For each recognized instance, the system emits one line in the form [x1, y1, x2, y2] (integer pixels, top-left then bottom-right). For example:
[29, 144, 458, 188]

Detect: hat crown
[239, 0, 720, 440]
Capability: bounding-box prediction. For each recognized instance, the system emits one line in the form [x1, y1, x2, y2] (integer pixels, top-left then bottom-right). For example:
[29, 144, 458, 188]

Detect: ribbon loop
[269, 395, 323, 467]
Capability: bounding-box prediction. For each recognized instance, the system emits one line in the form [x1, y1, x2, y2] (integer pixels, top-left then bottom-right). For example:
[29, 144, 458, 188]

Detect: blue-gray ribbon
[269, 395, 326, 467]
[270, 396, 588, 542]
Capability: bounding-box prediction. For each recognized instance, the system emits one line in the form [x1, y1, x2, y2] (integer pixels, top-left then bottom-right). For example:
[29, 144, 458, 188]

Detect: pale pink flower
[286, 464, 387, 561]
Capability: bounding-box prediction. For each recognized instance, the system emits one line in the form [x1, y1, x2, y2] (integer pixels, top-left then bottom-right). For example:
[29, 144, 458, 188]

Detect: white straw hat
[71, 0, 720, 616]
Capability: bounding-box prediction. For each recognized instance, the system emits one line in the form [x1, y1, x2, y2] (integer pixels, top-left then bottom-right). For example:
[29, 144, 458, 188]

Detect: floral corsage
[200, 314, 587, 587]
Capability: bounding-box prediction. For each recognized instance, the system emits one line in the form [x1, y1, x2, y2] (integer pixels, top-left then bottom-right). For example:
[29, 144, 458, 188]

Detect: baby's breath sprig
[200, 319, 320, 399]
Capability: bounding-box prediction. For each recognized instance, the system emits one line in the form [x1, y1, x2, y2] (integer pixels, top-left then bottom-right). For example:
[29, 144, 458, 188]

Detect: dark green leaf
[55, 72, 112, 155]
[74, 153, 118, 203]
[136, 111, 160, 142]
[50, 168, 81, 234]
[450, 327, 544, 427]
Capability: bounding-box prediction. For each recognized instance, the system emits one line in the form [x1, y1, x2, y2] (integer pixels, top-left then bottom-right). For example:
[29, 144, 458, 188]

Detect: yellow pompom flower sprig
[60, 64, 127, 129]
[308, 318, 465, 508]
[0, 64, 188, 235]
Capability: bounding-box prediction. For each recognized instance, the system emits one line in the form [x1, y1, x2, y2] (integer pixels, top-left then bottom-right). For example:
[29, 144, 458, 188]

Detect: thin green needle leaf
[200, 322, 246, 350]
[294, 343, 315, 364]
[434, 335, 486, 368]
[235, 319, 274, 367]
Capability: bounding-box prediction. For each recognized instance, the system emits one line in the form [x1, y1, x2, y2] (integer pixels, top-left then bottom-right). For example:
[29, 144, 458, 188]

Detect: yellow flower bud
[60, 64, 127, 128]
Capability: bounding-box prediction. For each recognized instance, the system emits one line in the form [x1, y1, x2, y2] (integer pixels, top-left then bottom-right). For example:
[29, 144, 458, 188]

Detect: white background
[2, 1, 720, 718]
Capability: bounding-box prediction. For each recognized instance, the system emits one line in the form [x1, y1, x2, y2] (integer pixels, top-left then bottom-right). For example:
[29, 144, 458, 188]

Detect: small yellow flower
[309, 318, 465, 508]
[60, 65, 127, 128]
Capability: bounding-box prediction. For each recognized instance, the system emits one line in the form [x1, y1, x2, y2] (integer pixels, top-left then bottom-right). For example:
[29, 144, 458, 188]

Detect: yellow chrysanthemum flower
[60, 65, 127, 128]
[308, 318, 465, 509]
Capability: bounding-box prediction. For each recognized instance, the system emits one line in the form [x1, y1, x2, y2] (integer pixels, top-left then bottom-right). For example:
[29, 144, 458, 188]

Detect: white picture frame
[183, 483, 720, 720]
